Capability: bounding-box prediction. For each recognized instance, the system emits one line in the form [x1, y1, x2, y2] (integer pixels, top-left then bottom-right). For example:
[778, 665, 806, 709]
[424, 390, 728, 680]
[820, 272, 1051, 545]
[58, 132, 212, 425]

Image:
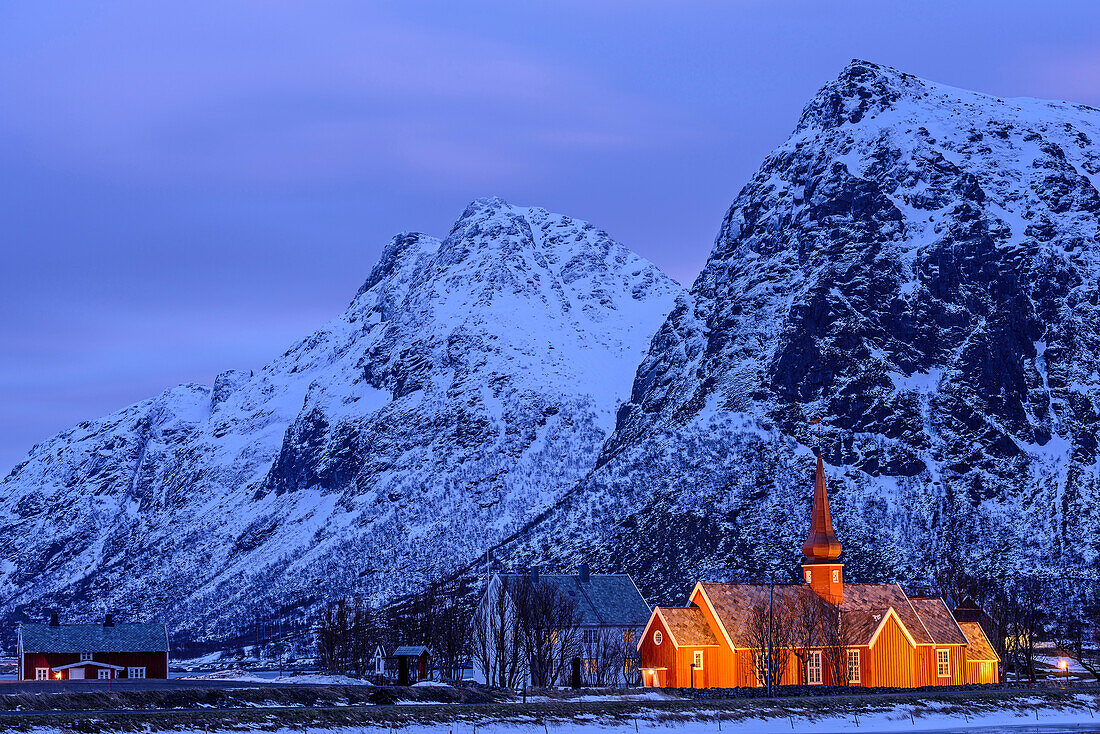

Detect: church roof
[696, 582, 810, 648]
[908, 598, 968, 645]
[695, 581, 971, 649]
[656, 607, 719, 647]
[959, 622, 999, 662]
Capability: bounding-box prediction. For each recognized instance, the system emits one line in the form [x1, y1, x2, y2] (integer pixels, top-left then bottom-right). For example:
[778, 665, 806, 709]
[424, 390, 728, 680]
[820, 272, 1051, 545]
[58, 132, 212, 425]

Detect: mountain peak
[0, 198, 683, 639]
[795, 59, 920, 131]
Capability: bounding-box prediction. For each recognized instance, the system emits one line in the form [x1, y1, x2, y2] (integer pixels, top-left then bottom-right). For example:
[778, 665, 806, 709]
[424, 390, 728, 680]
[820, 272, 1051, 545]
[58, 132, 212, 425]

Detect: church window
[936, 649, 950, 677]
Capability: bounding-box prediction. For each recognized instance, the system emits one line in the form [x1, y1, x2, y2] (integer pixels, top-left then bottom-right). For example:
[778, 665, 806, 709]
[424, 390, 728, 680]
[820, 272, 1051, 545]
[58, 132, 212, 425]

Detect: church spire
[802, 452, 843, 561]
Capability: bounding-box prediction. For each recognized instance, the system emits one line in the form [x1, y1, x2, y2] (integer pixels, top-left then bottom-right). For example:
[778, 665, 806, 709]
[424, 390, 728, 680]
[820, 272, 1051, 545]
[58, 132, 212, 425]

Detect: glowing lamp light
[1058, 660, 1069, 671]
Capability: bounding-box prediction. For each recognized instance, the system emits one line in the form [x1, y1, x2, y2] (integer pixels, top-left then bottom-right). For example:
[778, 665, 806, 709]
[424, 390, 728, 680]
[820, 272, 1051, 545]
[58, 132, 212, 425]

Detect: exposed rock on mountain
[513, 60, 1100, 602]
[0, 198, 682, 640]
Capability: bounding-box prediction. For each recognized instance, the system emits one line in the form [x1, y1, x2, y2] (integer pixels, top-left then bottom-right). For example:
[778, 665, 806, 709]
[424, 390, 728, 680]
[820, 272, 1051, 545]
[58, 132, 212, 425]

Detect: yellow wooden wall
[913, 645, 965, 686]
[870, 616, 913, 687]
[966, 660, 998, 684]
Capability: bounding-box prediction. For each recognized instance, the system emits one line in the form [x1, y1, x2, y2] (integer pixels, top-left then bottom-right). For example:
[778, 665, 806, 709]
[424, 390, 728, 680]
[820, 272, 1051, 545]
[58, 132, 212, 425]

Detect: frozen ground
[179, 670, 374, 686]
[5, 692, 1100, 733]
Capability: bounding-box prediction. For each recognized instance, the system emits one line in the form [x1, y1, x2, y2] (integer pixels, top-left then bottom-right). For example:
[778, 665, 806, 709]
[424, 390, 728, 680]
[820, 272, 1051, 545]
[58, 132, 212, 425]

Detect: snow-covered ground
[12, 699, 1100, 734]
[178, 670, 374, 686]
[10, 693, 1100, 733]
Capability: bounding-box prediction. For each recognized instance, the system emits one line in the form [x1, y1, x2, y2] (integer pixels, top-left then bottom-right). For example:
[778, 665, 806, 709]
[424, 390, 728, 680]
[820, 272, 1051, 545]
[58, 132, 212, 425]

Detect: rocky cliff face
[509, 61, 1100, 602]
[0, 198, 681, 640]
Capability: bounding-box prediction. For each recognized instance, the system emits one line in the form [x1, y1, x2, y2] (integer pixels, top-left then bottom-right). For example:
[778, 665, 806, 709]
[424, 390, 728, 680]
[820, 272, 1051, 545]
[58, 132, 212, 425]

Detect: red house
[18, 614, 169, 680]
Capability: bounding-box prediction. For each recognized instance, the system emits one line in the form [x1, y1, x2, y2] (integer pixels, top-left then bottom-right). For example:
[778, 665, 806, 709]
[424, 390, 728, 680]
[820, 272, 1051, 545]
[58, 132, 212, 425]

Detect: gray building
[477, 566, 650, 687]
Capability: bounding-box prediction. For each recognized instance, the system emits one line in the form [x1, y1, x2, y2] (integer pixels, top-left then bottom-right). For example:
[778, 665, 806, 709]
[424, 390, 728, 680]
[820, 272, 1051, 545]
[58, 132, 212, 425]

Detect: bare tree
[315, 596, 388, 677]
[512, 576, 582, 688]
[745, 594, 795, 690]
[472, 576, 527, 689]
[579, 629, 626, 687]
[619, 629, 642, 688]
[789, 588, 821, 684]
[818, 599, 857, 686]
[1050, 576, 1100, 680]
[432, 578, 473, 682]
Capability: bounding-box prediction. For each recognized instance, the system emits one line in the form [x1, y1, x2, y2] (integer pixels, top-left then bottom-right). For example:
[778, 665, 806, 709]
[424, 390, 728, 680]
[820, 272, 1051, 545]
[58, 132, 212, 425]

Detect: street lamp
[1058, 659, 1069, 687]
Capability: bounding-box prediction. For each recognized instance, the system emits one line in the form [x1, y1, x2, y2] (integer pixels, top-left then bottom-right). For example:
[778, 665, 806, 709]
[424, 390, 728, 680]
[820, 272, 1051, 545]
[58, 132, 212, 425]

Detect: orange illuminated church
[638, 453, 999, 689]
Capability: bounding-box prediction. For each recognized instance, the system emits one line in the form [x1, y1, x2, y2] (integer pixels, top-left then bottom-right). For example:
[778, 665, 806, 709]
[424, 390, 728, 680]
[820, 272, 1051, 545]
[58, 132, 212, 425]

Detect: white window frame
[805, 569, 812, 583]
[807, 650, 823, 685]
[128, 666, 146, 679]
[653, 630, 662, 646]
[832, 569, 840, 583]
[936, 649, 950, 678]
[847, 649, 861, 683]
[693, 650, 704, 670]
[753, 652, 766, 687]
[80, 652, 93, 662]
[98, 669, 112, 679]
[36, 667, 49, 680]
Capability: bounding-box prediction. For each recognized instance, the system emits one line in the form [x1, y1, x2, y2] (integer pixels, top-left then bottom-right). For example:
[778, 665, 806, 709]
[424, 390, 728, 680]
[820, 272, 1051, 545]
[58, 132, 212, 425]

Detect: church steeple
[801, 450, 844, 604]
[802, 452, 842, 561]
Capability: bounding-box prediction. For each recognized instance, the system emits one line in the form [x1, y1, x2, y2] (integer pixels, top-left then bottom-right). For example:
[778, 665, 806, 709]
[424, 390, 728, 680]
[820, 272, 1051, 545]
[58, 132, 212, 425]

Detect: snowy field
[177, 669, 375, 685]
[6, 693, 1100, 733]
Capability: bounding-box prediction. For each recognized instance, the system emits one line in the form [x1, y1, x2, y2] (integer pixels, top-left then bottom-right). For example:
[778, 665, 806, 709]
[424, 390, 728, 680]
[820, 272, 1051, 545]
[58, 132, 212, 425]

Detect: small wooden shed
[393, 646, 430, 686]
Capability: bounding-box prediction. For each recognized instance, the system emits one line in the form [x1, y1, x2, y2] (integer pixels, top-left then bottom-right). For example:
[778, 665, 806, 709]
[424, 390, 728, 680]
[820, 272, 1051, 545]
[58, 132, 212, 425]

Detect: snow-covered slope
[505, 61, 1100, 602]
[0, 198, 681, 640]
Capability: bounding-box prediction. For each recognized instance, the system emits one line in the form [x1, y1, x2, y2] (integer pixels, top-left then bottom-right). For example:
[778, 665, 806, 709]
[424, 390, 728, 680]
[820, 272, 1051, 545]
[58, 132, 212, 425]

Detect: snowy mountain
[504, 60, 1100, 602]
[0, 198, 682, 641]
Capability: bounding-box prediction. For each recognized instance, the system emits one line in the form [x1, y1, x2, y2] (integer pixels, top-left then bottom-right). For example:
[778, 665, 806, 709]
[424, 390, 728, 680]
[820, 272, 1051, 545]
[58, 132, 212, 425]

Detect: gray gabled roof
[19, 623, 169, 653]
[497, 573, 651, 627]
[393, 646, 429, 657]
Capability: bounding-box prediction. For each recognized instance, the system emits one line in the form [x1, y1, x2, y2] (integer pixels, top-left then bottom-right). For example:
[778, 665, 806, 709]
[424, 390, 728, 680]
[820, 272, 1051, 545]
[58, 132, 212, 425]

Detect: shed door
[69, 668, 85, 680]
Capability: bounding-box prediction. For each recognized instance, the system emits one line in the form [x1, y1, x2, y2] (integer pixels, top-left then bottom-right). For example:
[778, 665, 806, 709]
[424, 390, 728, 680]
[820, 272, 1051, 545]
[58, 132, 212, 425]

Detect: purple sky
[2, 1, 1099, 471]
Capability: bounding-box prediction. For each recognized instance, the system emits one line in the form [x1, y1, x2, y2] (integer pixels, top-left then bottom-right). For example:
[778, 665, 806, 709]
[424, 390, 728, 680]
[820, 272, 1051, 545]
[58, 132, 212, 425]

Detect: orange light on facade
[53, 672, 61, 679]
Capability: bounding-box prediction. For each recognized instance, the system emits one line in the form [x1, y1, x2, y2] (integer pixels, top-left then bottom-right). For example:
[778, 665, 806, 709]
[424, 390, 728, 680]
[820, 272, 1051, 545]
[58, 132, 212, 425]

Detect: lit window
[98, 669, 112, 679]
[624, 658, 637, 674]
[807, 651, 823, 685]
[622, 630, 637, 646]
[128, 667, 146, 679]
[584, 659, 596, 676]
[847, 649, 860, 683]
[832, 569, 840, 583]
[936, 649, 950, 678]
[35, 668, 49, 680]
[80, 652, 93, 662]
[653, 630, 663, 646]
[805, 570, 812, 583]
[693, 650, 704, 670]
